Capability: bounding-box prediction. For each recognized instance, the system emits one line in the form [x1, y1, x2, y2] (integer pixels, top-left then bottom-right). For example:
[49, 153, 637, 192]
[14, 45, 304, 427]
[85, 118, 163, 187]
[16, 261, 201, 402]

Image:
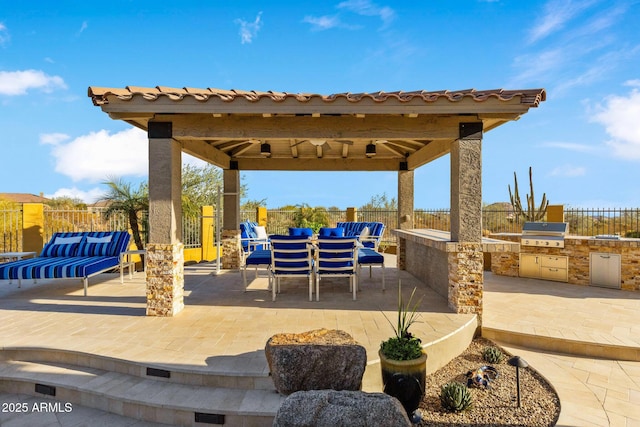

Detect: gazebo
[88, 86, 546, 317]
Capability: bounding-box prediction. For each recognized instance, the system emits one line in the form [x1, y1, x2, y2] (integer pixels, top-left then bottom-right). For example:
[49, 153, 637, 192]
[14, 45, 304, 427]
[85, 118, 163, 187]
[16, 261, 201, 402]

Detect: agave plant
[440, 382, 473, 412]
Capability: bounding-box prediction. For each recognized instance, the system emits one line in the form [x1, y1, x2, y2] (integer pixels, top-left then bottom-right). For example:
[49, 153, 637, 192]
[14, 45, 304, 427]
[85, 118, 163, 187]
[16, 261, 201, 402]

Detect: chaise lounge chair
[0, 231, 131, 296]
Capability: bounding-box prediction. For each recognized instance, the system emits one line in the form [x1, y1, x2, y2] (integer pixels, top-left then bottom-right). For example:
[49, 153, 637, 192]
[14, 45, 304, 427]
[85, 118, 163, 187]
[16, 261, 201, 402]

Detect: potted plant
[379, 285, 427, 421]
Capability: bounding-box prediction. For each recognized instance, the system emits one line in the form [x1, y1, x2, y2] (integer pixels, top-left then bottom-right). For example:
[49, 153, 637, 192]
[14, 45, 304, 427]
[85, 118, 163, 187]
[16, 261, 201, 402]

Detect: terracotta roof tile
[88, 86, 546, 107]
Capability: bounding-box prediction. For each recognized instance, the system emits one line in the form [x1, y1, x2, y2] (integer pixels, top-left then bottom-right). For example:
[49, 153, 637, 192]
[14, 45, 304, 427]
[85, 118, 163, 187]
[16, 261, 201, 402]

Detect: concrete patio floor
[0, 256, 639, 426]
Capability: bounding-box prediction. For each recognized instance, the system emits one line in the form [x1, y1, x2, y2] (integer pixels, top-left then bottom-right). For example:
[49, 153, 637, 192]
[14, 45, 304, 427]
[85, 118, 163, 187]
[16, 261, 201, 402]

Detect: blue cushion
[318, 227, 344, 237]
[76, 231, 131, 257]
[246, 249, 271, 266]
[40, 242, 79, 257]
[358, 248, 384, 264]
[288, 227, 313, 237]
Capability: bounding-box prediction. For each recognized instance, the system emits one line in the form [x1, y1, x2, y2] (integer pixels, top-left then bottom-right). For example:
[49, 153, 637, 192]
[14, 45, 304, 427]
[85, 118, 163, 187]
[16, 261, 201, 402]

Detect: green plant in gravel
[440, 382, 473, 412]
[380, 285, 423, 360]
[482, 346, 504, 364]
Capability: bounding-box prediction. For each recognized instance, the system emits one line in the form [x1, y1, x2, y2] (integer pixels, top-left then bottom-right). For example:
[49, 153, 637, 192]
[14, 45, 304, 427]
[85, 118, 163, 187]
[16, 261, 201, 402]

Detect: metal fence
[3, 207, 640, 252]
[0, 208, 22, 252]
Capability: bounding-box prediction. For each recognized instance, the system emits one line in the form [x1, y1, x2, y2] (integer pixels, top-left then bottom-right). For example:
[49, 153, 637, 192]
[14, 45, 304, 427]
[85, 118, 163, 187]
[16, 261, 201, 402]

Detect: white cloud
[49, 127, 148, 182]
[77, 21, 88, 35]
[303, 15, 342, 31]
[40, 133, 70, 145]
[541, 141, 597, 153]
[548, 164, 587, 176]
[528, 0, 597, 43]
[0, 22, 9, 46]
[235, 12, 262, 44]
[0, 69, 67, 96]
[337, 0, 395, 27]
[591, 87, 640, 160]
[45, 187, 105, 204]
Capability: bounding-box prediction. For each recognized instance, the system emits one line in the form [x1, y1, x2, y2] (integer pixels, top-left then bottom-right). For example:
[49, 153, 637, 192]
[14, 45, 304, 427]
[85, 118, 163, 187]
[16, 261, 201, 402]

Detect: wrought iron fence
[43, 208, 131, 242]
[0, 208, 22, 252]
[4, 207, 640, 254]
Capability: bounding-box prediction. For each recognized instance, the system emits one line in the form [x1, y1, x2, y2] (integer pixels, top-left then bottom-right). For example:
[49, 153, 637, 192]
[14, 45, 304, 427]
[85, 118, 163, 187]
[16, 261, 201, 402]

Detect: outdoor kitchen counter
[393, 228, 520, 252]
[489, 232, 640, 291]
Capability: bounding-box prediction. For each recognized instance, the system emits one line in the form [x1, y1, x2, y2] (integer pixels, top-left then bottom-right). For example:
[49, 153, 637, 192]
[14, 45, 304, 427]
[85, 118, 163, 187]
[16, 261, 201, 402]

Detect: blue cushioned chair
[315, 237, 358, 301]
[270, 235, 314, 301]
[240, 220, 269, 254]
[336, 222, 385, 249]
[0, 231, 131, 296]
[357, 248, 385, 291]
[242, 249, 272, 291]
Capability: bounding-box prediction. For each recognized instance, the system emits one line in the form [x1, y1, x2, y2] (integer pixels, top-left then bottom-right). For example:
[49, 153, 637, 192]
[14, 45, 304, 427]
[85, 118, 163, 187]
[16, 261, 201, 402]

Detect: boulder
[273, 390, 411, 427]
[265, 329, 366, 395]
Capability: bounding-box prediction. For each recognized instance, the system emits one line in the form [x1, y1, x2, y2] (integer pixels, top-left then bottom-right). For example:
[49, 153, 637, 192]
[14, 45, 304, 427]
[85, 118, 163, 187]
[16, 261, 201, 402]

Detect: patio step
[0, 347, 275, 390]
[482, 327, 640, 361]
[0, 357, 285, 427]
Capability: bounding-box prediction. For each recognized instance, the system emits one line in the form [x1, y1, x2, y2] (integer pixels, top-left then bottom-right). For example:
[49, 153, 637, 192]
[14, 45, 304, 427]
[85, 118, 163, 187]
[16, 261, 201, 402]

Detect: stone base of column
[222, 229, 241, 269]
[146, 243, 184, 317]
[447, 243, 483, 321]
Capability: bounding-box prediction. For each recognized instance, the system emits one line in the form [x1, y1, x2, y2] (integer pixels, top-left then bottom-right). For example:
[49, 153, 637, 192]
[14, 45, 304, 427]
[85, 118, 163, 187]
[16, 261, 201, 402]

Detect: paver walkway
[1, 261, 639, 426]
[484, 272, 640, 427]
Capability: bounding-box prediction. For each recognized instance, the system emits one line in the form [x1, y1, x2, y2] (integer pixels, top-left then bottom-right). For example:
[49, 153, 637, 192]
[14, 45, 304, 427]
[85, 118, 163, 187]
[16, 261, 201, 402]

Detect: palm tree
[99, 178, 148, 252]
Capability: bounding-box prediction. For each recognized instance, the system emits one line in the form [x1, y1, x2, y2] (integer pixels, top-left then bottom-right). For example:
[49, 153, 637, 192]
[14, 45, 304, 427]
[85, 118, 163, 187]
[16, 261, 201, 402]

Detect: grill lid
[521, 222, 569, 237]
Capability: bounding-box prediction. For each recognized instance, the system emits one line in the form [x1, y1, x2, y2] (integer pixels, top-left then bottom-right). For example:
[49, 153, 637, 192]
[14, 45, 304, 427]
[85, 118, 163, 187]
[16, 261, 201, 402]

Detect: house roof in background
[0, 193, 50, 203]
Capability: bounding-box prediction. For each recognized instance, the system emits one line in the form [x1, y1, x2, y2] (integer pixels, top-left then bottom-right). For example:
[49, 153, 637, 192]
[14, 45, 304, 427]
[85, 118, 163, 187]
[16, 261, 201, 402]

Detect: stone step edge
[481, 327, 640, 361]
[0, 347, 275, 391]
[0, 360, 285, 423]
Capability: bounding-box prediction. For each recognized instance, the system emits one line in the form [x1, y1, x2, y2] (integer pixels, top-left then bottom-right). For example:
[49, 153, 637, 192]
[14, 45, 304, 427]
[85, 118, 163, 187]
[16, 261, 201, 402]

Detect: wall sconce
[365, 143, 376, 157]
[260, 143, 271, 157]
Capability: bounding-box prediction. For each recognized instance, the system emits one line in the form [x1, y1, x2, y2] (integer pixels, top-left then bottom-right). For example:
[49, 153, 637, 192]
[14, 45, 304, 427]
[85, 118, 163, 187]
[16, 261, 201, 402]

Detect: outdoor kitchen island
[394, 228, 519, 312]
[489, 231, 640, 292]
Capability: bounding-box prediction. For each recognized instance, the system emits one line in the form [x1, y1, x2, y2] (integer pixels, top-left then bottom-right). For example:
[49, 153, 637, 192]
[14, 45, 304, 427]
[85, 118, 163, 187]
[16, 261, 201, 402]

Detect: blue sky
[1, 0, 639, 209]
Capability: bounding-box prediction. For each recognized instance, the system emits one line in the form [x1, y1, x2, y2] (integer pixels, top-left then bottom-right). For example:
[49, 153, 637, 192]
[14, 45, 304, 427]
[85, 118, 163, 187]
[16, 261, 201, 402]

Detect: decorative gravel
[418, 338, 560, 427]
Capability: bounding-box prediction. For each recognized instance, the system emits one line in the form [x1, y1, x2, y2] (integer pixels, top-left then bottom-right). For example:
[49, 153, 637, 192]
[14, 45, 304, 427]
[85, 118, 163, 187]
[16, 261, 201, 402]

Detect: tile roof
[88, 86, 546, 107]
[0, 193, 50, 203]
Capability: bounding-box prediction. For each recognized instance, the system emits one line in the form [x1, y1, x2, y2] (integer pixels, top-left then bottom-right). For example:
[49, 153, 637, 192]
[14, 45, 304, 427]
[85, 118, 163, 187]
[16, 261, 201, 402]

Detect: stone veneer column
[146, 243, 184, 316]
[222, 229, 241, 269]
[397, 169, 414, 270]
[448, 123, 483, 320]
[147, 122, 184, 316]
[222, 169, 242, 269]
[447, 243, 483, 318]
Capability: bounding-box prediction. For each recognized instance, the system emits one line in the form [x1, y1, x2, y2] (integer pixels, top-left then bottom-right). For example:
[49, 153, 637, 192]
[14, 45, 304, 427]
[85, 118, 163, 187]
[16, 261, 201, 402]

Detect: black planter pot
[379, 350, 427, 417]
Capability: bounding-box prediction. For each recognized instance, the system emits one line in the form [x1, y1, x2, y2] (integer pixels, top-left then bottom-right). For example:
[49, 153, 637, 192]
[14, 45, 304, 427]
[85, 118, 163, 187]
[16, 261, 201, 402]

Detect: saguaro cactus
[508, 167, 549, 222]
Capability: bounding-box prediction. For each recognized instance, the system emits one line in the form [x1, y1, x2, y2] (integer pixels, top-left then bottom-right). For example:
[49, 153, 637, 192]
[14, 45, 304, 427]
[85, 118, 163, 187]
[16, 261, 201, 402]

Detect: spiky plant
[440, 382, 473, 412]
[380, 285, 424, 360]
[508, 166, 549, 222]
[482, 346, 504, 364]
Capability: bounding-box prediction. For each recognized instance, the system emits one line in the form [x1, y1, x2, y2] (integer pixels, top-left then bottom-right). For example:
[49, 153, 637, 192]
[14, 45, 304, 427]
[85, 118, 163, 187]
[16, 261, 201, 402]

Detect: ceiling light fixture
[366, 143, 376, 157]
[260, 143, 271, 157]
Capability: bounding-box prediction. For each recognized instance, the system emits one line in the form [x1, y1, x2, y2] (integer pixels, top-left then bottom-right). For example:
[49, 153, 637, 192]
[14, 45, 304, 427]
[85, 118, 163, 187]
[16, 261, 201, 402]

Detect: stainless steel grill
[521, 222, 569, 248]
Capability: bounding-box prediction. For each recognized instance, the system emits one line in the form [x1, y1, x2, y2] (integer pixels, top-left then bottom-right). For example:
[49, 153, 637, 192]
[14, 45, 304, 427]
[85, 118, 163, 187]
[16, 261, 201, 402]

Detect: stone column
[396, 169, 414, 269]
[222, 169, 242, 269]
[448, 123, 483, 321]
[451, 123, 482, 243]
[146, 122, 184, 317]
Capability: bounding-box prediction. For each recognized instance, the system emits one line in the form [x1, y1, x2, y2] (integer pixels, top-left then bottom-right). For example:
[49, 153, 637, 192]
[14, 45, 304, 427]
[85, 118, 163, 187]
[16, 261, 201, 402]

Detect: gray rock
[265, 329, 367, 395]
[273, 390, 412, 427]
